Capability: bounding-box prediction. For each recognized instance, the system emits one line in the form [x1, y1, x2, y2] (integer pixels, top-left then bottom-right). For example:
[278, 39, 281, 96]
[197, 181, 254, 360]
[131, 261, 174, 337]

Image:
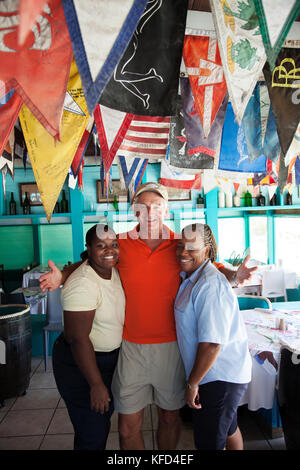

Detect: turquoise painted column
[70, 186, 84, 262]
[205, 187, 219, 248]
[244, 213, 250, 254]
[267, 210, 275, 264]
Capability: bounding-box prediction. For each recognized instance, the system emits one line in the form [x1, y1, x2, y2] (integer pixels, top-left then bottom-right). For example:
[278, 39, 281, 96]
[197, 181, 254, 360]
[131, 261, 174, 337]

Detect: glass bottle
[197, 191, 204, 208]
[244, 190, 252, 207]
[60, 190, 69, 213]
[9, 192, 17, 215]
[269, 193, 277, 206]
[113, 195, 119, 212]
[286, 192, 292, 205]
[23, 192, 31, 215]
[218, 190, 225, 208]
[256, 188, 265, 206]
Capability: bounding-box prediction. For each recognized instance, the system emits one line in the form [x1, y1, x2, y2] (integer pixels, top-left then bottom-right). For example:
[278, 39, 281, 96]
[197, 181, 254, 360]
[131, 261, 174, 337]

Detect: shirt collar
[180, 259, 211, 283]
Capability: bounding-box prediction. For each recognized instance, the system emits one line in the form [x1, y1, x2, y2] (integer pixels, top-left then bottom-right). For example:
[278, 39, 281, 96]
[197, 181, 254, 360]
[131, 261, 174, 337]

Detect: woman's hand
[185, 387, 202, 410]
[39, 260, 62, 292]
[90, 382, 111, 414]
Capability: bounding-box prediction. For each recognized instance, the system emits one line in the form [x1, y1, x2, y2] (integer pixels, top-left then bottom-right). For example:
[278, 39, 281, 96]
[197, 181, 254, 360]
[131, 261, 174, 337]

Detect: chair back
[237, 295, 272, 310]
[261, 269, 287, 301]
[46, 287, 63, 325]
[277, 345, 300, 449]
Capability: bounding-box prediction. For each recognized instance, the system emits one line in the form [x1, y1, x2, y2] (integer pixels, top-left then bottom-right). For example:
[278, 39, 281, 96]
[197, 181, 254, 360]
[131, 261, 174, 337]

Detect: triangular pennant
[71, 117, 94, 177]
[99, 0, 188, 116]
[182, 34, 227, 137]
[0, 0, 73, 138]
[19, 59, 90, 221]
[263, 47, 300, 157]
[254, 0, 300, 70]
[242, 82, 280, 162]
[94, 105, 133, 173]
[0, 90, 23, 158]
[62, 0, 148, 115]
[295, 156, 300, 185]
[118, 156, 141, 189]
[0, 130, 14, 179]
[159, 159, 201, 189]
[128, 158, 148, 201]
[285, 122, 300, 167]
[210, 0, 266, 124]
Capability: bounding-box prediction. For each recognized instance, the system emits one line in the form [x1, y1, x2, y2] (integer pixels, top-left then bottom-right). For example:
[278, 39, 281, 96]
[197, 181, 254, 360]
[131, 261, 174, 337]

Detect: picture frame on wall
[19, 183, 42, 206]
[96, 179, 129, 203]
[166, 187, 191, 201]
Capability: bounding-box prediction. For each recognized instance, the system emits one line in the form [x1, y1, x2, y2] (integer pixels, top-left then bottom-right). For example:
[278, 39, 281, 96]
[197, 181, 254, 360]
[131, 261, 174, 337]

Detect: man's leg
[225, 426, 244, 450]
[156, 407, 181, 450]
[118, 409, 145, 450]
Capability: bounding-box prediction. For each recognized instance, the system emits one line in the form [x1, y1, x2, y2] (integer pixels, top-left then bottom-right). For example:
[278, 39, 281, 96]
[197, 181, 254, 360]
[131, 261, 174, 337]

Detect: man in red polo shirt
[40, 182, 256, 450]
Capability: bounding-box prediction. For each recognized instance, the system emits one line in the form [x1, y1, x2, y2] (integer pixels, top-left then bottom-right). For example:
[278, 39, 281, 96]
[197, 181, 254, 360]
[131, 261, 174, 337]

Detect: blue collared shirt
[174, 260, 252, 385]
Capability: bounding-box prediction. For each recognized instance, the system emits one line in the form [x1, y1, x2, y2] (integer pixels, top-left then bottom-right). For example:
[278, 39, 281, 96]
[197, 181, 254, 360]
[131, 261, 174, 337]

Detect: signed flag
[19, 59, 90, 221]
[0, 89, 23, 158]
[160, 159, 201, 189]
[254, 0, 300, 70]
[295, 156, 300, 185]
[210, 0, 266, 125]
[18, 0, 47, 45]
[62, 0, 148, 115]
[182, 34, 227, 138]
[0, 0, 73, 139]
[118, 155, 148, 192]
[99, 0, 188, 116]
[263, 47, 300, 157]
[242, 82, 280, 162]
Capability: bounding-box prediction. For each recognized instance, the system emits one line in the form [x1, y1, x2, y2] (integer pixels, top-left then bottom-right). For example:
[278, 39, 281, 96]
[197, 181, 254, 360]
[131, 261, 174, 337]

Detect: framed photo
[96, 179, 129, 203]
[19, 183, 42, 206]
[167, 187, 191, 201]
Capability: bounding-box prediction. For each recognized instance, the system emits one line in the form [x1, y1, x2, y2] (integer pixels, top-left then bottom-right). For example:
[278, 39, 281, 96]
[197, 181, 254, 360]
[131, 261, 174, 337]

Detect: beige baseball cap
[134, 182, 168, 201]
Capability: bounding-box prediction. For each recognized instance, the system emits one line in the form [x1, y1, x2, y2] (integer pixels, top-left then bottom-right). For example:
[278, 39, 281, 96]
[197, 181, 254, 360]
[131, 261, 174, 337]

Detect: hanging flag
[117, 155, 148, 199]
[218, 102, 267, 175]
[285, 123, 300, 167]
[19, 59, 90, 221]
[210, 0, 266, 125]
[159, 159, 201, 189]
[295, 156, 300, 185]
[62, 0, 148, 115]
[99, 0, 188, 116]
[71, 117, 94, 177]
[0, 0, 73, 139]
[263, 47, 300, 157]
[242, 82, 280, 162]
[180, 77, 228, 169]
[254, 0, 300, 71]
[94, 105, 134, 173]
[0, 89, 23, 158]
[182, 34, 227, 137]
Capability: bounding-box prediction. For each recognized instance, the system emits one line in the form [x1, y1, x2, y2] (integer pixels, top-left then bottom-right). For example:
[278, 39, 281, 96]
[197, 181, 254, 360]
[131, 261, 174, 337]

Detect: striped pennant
[118, 115, 170, 160]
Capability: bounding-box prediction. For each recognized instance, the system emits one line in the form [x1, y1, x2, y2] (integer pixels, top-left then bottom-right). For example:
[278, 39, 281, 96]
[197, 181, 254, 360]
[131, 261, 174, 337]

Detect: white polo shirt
[61, 261, 125, 352]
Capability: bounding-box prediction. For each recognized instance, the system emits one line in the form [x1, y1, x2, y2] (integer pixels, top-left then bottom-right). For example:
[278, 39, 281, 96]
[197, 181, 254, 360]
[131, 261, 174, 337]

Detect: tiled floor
[0, 357, 286, 451]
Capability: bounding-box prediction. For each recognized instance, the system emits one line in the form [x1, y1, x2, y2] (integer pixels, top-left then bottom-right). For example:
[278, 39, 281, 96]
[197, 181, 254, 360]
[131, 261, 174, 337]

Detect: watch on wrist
[186, 382, 198, 390]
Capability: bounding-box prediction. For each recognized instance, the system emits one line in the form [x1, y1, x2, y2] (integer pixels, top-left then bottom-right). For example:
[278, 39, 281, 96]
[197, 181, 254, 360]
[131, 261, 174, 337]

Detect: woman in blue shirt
[174, 223, 252, 450]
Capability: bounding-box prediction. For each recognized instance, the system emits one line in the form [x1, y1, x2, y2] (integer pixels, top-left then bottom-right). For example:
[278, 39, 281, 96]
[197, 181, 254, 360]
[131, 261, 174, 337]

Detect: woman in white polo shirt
[52, 224, 125, 450]
[174, 223, 252, 451]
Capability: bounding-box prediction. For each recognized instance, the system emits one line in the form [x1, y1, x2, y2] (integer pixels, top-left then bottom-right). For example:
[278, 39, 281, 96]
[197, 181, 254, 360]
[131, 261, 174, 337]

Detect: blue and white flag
[62, 0, 148, 115]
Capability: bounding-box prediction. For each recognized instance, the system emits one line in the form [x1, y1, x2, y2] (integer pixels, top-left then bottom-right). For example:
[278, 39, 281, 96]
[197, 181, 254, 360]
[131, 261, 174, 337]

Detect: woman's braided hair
[182, 223, 218, 263]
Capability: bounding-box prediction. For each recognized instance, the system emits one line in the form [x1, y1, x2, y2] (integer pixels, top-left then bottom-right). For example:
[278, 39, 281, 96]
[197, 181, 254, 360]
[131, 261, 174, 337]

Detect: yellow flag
[19, 59, 90, 221]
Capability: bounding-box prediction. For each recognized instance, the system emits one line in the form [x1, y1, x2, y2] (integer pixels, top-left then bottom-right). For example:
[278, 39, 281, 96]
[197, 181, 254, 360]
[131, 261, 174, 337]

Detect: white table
[239, 305, 300, 411]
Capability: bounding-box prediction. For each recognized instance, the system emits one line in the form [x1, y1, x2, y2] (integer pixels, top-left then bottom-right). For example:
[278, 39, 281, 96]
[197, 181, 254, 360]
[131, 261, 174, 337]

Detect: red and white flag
[160, 159, 201, 189]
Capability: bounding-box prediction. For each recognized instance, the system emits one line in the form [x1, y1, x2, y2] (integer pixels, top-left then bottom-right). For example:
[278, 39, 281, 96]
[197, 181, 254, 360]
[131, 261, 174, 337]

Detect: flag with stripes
[118, 115, 170, 160]
[159, 159, 201, 189]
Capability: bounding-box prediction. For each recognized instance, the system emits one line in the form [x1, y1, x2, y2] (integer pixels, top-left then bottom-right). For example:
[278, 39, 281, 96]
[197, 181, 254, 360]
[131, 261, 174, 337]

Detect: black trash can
[0, 304, 32, 404]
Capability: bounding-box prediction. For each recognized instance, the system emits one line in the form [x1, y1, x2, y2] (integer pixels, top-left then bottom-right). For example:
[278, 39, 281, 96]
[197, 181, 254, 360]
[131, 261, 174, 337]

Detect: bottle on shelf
[22, 192, 31, 215]
[9, 192, 17, 215]
[256, 187, 265, 206]
[269, 192, 277, 206]
[197, 190, 204, 208]
[233, 193, 240, 207]
[113, 195, 119, 212]
[244, 190, 252, 207]
[286, 191, 292, 205]
[225, 192, 233, 208]
[60, 190, 69, 213]
[218, 190, 225, 208]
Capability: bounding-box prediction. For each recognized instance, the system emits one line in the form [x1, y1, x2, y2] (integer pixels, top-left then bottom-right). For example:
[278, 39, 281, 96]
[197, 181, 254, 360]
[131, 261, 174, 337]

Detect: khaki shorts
[111, 339, 186, 414]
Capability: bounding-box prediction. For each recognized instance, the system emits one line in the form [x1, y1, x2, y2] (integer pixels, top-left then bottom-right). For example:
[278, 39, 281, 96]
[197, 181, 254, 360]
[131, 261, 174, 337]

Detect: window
[275, 217, 300, 274]
[218, 218, 245, 262]
[249, 216, 268, 264]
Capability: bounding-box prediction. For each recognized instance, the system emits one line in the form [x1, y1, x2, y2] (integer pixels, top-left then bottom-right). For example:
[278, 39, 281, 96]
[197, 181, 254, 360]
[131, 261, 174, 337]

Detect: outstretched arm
[219, 255, 257, 287]
[39, 259, 82, 292]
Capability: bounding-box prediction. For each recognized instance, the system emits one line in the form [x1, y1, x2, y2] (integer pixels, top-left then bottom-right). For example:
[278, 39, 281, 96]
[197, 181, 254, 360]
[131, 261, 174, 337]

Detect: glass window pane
[275, 217, 300, 274]
[249, 217, 268, 264]
[218, 218, 245, 262]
